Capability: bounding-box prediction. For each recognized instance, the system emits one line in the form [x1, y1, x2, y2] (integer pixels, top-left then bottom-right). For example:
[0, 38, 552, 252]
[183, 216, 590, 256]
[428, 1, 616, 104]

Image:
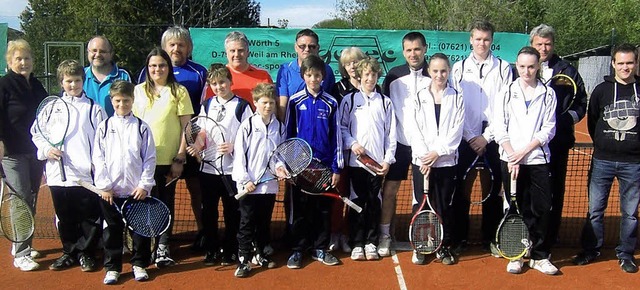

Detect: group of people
[0, 19, 639, 285]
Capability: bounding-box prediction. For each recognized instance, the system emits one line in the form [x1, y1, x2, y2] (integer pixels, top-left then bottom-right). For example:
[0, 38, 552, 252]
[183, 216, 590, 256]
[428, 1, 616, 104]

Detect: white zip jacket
[409, 85, 465, 168]
[493, 78, 557, 165]
[232, 114, 286, 195]
[31, 93, 106, 187]
[93, 114, 156, 197]
[198, 95, 253, 175]
[451, 53, 512, 142]
[384, 66, 431, 146]
[340, 90, 397, 167]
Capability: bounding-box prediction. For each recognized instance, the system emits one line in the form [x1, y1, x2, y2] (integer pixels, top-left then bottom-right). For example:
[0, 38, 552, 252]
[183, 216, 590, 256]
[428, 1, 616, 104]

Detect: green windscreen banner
[0, 23, 7, 75]
[191, 28, 529, 81]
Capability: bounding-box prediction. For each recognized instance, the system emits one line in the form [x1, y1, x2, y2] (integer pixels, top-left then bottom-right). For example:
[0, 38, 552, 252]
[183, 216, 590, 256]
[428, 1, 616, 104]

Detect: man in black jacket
[529, 24, 588, 250]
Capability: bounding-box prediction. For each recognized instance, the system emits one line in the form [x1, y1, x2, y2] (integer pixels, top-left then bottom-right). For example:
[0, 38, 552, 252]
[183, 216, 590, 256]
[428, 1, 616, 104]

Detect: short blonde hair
[252, 82, 277, 102]
[5, 39, 32, 64]
[355, 57, 382, 79]
[338, 47, 367, 78]
[57, 59, 85, 83]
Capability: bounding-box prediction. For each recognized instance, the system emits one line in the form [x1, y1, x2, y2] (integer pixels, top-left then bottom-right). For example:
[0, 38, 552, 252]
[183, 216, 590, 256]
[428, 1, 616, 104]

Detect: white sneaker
[328, 233, 340, 252]
[103, 271, 120, 285]
[351, 246, 365, 261]
[30, 248, 42, 259]
[506, 258, 524, 274]
[340, 234, 351, 253]
[412, 251, 425, 265]
[364, 243, 379, 260]
[13, 256, 40, 271]
[377, 234, 392, 257]
[529, 259, 558, 275]
[132, 266, 149, 281]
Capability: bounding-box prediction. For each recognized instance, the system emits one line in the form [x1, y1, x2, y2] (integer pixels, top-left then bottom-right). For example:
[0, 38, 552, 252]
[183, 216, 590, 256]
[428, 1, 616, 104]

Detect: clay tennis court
[1, 118, 639, 289]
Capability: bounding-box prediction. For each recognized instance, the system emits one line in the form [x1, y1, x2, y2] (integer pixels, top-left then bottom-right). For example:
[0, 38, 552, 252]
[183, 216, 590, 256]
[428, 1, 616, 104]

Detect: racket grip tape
[234, 188, 249, 200]
[76, 180, 102, 195]
[59, 157, 67, 182]
[342, 197, 362, 213]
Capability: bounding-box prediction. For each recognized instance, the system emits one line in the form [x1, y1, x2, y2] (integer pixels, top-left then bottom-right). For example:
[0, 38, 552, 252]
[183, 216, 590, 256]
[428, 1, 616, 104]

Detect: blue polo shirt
[138, 59, 207, 115]
[83, 64, 132, 116]
[276, 59, 335, 98]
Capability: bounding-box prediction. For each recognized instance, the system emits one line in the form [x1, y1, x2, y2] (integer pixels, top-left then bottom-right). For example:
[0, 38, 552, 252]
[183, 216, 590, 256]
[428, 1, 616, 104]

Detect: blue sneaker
[312, 249, 340, 266]
[287, 251, 302, 269]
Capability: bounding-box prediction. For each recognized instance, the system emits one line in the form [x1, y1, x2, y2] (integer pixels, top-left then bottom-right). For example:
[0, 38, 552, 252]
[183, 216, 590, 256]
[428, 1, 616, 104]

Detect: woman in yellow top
[133, 47, 193, 268]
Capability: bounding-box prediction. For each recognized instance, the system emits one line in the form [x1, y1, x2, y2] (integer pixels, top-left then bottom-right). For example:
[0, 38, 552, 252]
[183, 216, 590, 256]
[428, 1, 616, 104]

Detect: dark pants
[348, 167, 383, 247]
[289, 185, 332, 251]
[501, 162, 553, 260]
[411, 165, 456, 248]
[200, 173, 239, 257]
[100, 198, 151, 272]
[151, 165, 177, 246]
[546, 142, 570, 248]
[50, 186, 101, 257]
[452, 140, 503, 245]
[237, 194, 276, 261]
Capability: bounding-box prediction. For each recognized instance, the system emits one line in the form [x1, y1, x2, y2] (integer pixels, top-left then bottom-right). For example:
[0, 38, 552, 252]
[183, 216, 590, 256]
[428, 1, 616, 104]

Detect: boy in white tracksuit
[31, 60, 106, 272]
[92, 80, 156, 284]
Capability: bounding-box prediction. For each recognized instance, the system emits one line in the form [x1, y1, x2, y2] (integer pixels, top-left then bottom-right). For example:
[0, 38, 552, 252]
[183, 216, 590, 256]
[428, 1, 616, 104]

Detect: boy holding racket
[339, 57, 396, 261]
[232, 83, 285, 277]
[286, 54, 343, 269]
[189, 64, 253, 266]
[93, 80, 157, 284]
[493, 47, 557, 275]
[31, 60, 106, 272]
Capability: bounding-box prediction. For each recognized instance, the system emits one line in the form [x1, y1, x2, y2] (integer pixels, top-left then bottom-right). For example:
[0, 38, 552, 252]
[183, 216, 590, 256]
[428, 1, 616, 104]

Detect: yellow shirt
[133, 83, 194, 165]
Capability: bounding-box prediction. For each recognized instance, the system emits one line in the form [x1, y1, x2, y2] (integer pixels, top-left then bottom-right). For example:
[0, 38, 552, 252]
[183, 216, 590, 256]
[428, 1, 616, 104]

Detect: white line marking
[575, 130, 590, 137]
[571, 148, 593, 157]
[391, 247, 408, 290]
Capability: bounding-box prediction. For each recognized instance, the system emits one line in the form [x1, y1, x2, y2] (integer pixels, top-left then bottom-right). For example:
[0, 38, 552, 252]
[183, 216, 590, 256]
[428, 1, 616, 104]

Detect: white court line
[571, 148, 593, 157]
[575, 130, 590, 137]
[390, 248, 408, 290]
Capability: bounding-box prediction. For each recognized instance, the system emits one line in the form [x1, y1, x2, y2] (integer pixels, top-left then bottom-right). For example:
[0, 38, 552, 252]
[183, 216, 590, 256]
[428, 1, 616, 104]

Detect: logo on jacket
[603, 99, 639, 141]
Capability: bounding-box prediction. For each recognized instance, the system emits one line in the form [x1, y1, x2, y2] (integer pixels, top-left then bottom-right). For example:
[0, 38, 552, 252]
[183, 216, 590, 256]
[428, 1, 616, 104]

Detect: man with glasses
[276, 29, 335, 121]
[84, 35, 132, 116]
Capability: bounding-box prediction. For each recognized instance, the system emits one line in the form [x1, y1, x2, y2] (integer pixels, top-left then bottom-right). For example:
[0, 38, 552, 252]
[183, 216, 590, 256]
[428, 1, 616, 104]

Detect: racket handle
[59, 157, 67, 182]
[510, 178, 517, 195]
[234, 188, 249, 200]
[342, 197, 362, 213]
[76, 180, 101, 195]
[423, 174, 429, 194]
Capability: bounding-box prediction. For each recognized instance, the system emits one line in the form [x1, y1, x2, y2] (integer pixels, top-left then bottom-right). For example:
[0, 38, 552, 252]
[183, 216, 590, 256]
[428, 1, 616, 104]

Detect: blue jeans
[581, 158, 640, 260]
[2, 154, 45, 258]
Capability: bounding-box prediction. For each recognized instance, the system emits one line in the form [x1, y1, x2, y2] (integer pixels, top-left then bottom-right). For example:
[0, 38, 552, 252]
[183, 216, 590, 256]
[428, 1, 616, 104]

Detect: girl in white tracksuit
[408, 53, 464, 265]
[492, 46, 557, 275]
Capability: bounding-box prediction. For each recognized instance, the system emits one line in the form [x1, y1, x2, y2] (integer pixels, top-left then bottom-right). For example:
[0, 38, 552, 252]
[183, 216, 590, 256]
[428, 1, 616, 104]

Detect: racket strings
[269, 140, 312, 176]
[497, 216, 529, 258]
[0, 196, 35, 242]
[410, 211, 443, 254]
[294, 160, 333, 193]
[122, 200, 170, 238]
[37, 100, 69, 143]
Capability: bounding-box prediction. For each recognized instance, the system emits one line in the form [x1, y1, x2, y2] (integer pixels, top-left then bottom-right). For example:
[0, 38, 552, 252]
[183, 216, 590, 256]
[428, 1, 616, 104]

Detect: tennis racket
[35, 96, 71, 182]
[77, 181, 171, 238]
[185, 115, 234, 193]
[546, 73, 577, 115]
[409, 173, 443, 254]
[355, 153, 383, 176]
[0, 165, 35, 243]
[234, 138, 312, 200]
[291, 159, 362, 213]
[463, 154, 494, 205]
[495, 178, 530, 260]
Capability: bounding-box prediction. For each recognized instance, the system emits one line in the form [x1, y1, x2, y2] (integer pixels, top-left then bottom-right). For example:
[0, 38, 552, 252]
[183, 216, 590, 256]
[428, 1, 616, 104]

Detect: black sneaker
[619, 259, 639, 273]
[203, 251, 220, 266]
[438, 248, 456, 265]
[451, 240, 468, 256]
[234, 263, 251, 278]
[572, 251, 600, 265]
[312, 249, 340, 266]
[255, 254, 276, 269]
[221, 253, 237, 266]
[287, 251, 302, 269]
[190, 231, 206, 252]
[49, 254, 76, 271]
[79, 254, 97, 272]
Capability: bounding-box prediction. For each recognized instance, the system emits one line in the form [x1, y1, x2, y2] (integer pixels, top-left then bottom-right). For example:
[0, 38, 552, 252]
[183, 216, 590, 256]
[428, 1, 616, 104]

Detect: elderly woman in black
[0, 39, 48, 271]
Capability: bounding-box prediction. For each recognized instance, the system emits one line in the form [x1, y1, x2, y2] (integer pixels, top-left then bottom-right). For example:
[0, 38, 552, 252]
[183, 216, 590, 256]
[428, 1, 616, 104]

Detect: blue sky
[1, 0, 338, 30]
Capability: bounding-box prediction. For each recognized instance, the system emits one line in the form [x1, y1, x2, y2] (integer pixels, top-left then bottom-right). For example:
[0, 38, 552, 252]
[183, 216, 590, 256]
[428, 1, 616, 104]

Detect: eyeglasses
[297, 43, 318, 51]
